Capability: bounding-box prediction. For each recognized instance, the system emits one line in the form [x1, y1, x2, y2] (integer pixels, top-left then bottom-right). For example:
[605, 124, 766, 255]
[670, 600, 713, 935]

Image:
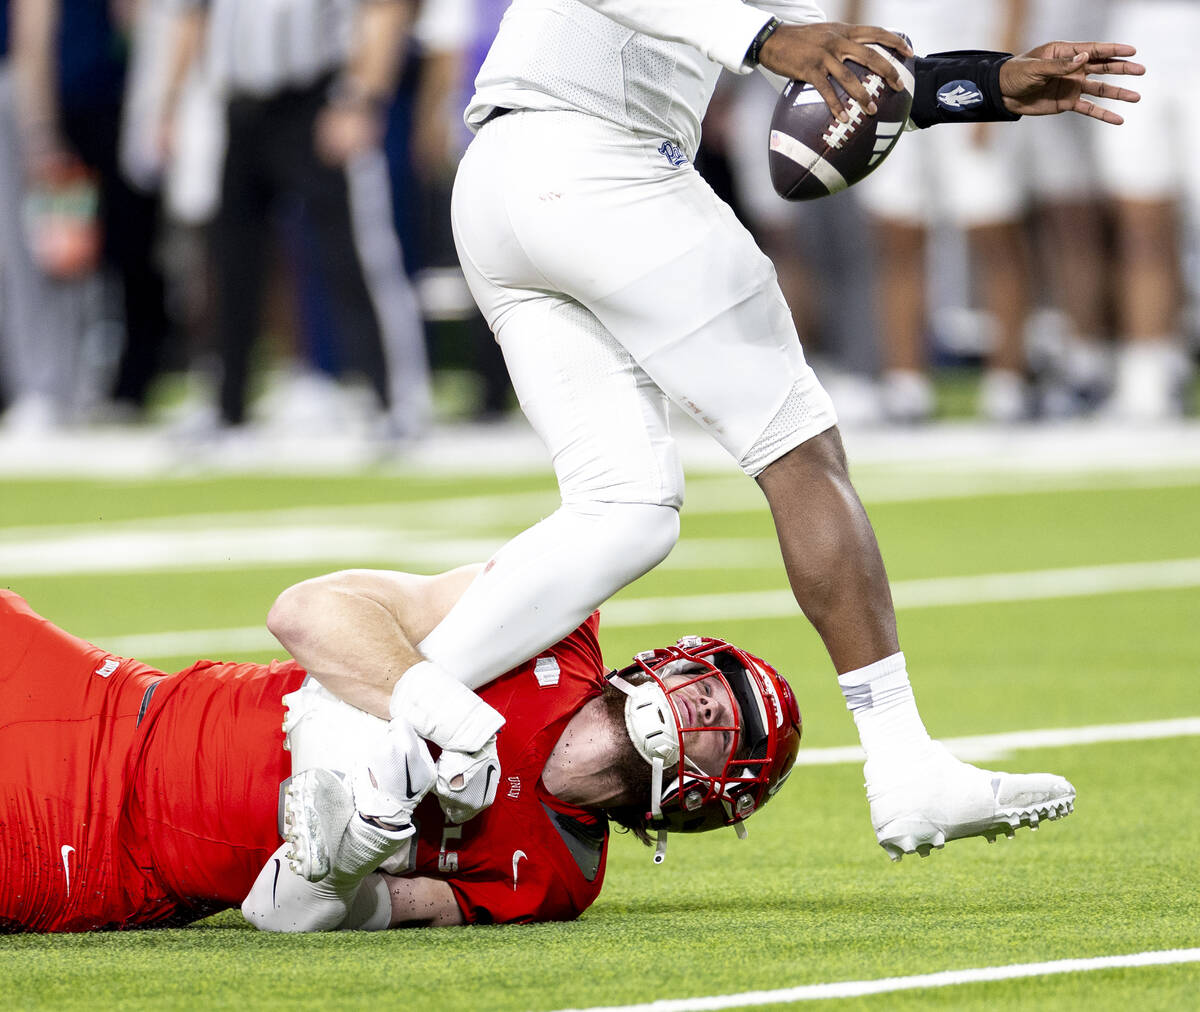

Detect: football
[768, 40, 915, 201]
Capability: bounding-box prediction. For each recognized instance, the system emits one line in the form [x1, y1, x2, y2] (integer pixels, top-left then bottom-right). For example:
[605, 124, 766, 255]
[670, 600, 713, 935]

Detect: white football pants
[423, 109, 836, 687]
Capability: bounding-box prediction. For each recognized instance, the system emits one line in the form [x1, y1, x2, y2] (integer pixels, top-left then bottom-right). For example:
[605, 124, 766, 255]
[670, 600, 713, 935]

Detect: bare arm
[159, 5, 208, 133]
[380, 874, 466, 928]
[345, 0, 415, 102]
[266, 565, 482, 717]
[316, 0, 414, 164]
[11, 0, 64, 180]
[411, 44, 463, 183]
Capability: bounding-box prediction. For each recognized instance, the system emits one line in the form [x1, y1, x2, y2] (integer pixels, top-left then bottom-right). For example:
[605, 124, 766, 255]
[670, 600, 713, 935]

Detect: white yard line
[600, 558, 1200, 626]
[2, 465, 1197, 551]
[550, 948, 1200, 1011]
[3, 418, 1200, 477]
[6, 465, 1200, 537]
[87, 557, 1200, 658]
[791, 717, 1200, 766]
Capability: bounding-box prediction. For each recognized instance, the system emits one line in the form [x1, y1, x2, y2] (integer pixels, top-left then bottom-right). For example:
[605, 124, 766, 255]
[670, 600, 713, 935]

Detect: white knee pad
[418, 500, 679, 688]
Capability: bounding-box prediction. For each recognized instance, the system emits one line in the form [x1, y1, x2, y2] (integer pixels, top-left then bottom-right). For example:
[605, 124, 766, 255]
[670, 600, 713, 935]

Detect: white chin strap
[610, 674, 680, 774]
[610, 674, 678, 862]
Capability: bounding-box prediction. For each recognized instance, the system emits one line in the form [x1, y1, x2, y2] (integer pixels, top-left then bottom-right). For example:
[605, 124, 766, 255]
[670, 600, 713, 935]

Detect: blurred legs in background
[1095, 0, 1200, 421]
[0, 63, 89, 432]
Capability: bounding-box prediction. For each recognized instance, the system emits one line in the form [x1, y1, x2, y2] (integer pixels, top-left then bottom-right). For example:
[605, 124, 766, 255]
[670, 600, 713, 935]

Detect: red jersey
[0, 591, 610, 932]
[0, 589, 304, 932]
[398, 612, 609, 924]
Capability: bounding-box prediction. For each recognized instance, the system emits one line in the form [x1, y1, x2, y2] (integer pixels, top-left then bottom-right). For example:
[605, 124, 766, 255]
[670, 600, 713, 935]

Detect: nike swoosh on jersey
[61, 845, 75, 898]
[512, 850, 527, 891]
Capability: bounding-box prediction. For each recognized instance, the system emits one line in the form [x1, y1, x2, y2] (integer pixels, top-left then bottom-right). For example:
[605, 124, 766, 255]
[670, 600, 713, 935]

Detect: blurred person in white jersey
[852, 0, 1033, 424]
[1094, 0, 1198, 420]
[420, 2, 1140, 861]
[1018, 0, 1115, 416]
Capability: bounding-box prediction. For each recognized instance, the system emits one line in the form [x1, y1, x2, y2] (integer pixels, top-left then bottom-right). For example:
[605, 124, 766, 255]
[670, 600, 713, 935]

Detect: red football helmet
[608, 635, 803, 861]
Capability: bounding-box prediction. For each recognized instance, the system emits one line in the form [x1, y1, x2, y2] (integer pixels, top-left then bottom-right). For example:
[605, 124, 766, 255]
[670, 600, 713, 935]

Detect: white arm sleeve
[568, 0, 826, 74]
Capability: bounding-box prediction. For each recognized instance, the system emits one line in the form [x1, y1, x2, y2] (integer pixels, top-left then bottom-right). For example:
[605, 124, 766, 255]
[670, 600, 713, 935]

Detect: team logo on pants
[658, 141, 688, 167]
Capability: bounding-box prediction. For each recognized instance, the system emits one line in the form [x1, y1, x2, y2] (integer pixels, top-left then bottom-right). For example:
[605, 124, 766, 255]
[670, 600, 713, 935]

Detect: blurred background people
[0, 0, 81, 432]
[0, 0, 1194, 443]
[6, 0, 170, 430]
[161, 0, 431, 441]
[853, 0, 1033, 424]
[1018, 0, 1113, 418]
[1094, 0, 1199, 421]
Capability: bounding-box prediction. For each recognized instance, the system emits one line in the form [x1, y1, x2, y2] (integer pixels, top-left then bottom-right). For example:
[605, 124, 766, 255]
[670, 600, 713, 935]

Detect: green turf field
[2, 454, 1198, 1010]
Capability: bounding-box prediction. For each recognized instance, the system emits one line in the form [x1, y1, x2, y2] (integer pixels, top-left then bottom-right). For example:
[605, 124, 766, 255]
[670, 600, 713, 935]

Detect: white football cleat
[283, 768, 353, 882]
[866, 742, 1075, 861]
[284, 762, 420, 885]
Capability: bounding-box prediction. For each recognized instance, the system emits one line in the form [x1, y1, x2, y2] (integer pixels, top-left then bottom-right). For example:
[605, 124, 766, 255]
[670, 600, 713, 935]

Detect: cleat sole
[877, 795, 1074, 859]
[282, 775, 333, 882]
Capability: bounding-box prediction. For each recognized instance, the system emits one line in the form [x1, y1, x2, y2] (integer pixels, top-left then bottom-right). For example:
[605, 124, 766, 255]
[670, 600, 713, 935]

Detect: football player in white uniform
[403, 2, 1139, 861]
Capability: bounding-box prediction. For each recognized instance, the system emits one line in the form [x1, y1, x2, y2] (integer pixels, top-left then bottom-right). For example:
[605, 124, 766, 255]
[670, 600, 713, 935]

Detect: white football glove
[349, 716, 437, 832]
[391, 660, 505, 822]
[435, 737, 501, 824]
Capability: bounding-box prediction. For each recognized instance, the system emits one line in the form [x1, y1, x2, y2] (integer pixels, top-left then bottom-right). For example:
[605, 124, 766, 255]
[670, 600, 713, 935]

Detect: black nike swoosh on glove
[483, 764, 497, 799]
[271, 858, 281, 908]
[404, 756, 421, 800]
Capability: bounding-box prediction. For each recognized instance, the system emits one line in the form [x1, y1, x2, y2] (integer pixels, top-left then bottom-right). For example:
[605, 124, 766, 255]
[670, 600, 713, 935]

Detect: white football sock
[837, 652, 932, 766]
[418, 500, 678, 688]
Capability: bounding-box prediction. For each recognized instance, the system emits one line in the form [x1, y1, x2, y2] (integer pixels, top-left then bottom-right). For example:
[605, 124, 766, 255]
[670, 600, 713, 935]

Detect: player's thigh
[574, 187, 837, 475]
[494, 292, 684, 507]
[453, 121, 681, 506]
[458, 111, 836, 477]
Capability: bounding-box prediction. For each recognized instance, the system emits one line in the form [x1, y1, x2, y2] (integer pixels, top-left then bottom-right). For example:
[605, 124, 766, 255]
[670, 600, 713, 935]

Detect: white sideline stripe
[791, 717, 1200, 766]
[552, 949, 1200, 1012]
[601, 558, 1200, 626]
[89, 558, 1200, 657]
[0, 526, 785, 577]
[3, 468, 1196, 549]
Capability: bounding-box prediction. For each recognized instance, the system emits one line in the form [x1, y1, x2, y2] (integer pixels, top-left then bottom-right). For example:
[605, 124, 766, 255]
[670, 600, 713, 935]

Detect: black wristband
[746, 17, 782, 67]
[910, 50, 1020, 128]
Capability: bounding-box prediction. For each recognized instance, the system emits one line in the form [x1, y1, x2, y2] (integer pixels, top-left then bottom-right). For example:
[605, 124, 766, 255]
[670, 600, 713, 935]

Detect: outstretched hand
[759, 22, 913, 123]
[999, 42, 1144, 124]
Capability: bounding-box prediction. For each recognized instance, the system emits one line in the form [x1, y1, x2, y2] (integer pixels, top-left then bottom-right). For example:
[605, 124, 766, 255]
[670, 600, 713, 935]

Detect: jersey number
[438, 825, 462, 872]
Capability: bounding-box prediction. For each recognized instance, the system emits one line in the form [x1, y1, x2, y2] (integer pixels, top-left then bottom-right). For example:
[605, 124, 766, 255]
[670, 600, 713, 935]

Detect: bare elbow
[266, 580, 325, 655]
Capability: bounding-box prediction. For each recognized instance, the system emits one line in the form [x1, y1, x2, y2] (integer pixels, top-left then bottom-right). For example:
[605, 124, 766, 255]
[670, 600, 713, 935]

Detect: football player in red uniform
[0, 566, 801, 933]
